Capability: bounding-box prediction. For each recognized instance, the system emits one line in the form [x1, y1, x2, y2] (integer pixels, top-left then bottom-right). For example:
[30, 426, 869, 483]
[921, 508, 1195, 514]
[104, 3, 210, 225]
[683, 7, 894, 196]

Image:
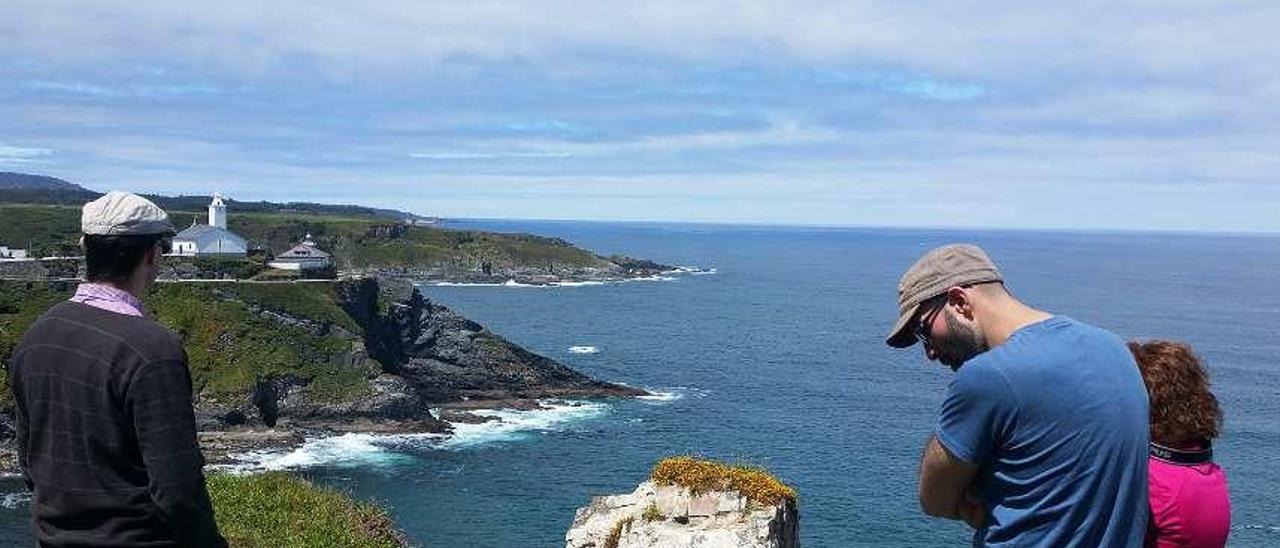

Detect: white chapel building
[170, 194, 249, 257]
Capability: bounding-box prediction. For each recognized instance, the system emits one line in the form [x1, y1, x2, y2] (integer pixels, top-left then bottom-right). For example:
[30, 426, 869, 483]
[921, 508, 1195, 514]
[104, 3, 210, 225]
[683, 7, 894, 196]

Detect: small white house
[170, 194, 248, 257]
[0, 246, 30, 261]
[267, 235, 331, 271]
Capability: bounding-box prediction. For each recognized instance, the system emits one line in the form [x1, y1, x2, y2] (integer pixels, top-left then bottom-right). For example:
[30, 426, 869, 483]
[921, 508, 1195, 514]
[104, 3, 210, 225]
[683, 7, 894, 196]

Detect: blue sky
[2, 1, 1278, 232]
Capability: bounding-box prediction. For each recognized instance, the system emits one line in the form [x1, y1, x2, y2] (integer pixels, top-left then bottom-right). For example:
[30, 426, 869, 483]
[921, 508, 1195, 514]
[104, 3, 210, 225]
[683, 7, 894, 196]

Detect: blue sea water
[2, 221, 1278, 546]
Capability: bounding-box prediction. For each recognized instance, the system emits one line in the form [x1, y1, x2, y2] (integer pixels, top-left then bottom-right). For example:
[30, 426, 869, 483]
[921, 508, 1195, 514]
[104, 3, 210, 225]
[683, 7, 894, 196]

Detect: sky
[2, 1, 1278, 232]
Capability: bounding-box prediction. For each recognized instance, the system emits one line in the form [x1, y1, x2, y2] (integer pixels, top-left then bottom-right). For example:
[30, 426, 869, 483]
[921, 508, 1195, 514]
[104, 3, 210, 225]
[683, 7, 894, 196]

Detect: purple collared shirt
[69, 283, 145, 317]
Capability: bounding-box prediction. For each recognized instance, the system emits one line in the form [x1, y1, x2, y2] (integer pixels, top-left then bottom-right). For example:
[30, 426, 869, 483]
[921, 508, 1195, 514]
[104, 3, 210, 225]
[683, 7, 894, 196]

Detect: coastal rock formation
[352, 278, 646, 403]
[0, 277, 646, 469]
[565, 481, 799, 548]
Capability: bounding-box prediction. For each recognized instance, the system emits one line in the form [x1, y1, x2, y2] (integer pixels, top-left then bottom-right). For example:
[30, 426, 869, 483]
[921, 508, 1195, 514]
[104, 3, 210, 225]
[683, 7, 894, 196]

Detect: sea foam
[0, 491, 30, 509]
[637, 386, 707, 404]
[222, 400, 610, 472]
[441, 400, 609, 450]
[425, 266, 713, 289]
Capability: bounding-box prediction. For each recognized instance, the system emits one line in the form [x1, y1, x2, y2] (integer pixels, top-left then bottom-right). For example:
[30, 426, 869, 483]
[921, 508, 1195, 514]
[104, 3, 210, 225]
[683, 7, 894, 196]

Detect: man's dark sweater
[8, 301, 226, 547]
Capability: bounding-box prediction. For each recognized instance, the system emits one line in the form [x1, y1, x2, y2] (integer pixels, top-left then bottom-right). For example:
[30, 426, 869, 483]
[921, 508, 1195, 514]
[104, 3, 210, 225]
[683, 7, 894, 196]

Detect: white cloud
[0, 144, 54, 165]
[4, 1, 1277, 83]
[410, 151, 573, 160]
[411, 121, 841, 160]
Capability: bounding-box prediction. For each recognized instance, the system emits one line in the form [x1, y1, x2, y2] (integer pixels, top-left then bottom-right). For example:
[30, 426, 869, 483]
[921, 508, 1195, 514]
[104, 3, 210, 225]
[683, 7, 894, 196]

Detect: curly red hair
[1127, 340, 1223, 447]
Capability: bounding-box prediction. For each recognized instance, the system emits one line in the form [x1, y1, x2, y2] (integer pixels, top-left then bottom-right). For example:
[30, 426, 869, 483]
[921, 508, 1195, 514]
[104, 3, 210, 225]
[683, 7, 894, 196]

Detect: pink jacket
[1146, 456, 1231, 548]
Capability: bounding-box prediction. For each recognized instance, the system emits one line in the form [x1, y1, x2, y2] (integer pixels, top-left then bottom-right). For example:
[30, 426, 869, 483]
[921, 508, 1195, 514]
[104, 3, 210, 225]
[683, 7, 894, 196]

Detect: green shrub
[641, 501, 663, 522]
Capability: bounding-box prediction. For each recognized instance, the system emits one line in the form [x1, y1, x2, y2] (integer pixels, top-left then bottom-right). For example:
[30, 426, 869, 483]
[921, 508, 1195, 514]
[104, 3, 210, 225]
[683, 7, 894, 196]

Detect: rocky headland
[0, 277, 646, 470]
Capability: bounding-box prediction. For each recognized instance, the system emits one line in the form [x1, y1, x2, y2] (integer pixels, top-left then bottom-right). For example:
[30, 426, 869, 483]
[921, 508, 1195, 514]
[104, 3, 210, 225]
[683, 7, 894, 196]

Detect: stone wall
[0, 258, 81, 279]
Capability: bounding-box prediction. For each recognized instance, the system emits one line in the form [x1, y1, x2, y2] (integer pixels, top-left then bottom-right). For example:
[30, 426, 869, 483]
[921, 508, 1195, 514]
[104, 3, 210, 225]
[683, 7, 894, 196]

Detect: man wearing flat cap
[9, 192, 226, 547]
[887, 244, 1148, 547]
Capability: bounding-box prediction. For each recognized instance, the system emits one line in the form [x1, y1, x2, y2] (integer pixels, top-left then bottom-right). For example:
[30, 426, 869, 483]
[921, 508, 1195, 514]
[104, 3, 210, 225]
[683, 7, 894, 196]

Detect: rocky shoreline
[0, 276, 648, 475]
[356, 261, 707, 288]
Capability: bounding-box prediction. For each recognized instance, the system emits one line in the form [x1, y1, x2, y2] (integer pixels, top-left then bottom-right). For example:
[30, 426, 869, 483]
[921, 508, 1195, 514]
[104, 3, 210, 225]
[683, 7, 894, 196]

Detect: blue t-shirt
[937, 316, 1149, 547]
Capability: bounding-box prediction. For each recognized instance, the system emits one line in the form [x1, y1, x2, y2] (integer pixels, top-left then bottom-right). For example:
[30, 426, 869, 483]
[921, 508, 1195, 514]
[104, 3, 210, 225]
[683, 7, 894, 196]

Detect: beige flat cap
[886, 244, 1003, 348]
[81, 191, 176, 236]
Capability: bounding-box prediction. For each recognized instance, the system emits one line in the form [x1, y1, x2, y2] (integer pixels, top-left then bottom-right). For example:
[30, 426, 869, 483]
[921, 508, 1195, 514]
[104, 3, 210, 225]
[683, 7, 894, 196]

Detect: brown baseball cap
[885, 244, 1003, 348]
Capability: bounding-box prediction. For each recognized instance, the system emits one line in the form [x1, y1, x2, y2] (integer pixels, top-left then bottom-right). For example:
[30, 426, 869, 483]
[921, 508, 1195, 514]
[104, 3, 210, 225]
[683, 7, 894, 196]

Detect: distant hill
[0, 172, 87, 191]
[0, 171, 430, 221]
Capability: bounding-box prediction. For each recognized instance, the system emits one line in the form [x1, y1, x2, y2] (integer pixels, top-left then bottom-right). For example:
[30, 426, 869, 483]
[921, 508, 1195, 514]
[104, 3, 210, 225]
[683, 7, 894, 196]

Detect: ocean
[2, 221, 1277, 546]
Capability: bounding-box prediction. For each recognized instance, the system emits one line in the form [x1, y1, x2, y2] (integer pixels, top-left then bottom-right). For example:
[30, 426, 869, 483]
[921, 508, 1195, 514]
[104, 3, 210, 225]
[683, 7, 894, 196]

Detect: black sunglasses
[913, 296, 947, 347]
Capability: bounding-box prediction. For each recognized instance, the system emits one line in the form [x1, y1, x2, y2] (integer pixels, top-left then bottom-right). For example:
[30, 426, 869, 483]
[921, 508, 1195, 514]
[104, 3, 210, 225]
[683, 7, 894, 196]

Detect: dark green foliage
[0, 281, 72, 408]
[229, 283, 362, 334]
[0, 205, 82, 257]
[193, 257, 266, 280]
[207, 472, 407, 548]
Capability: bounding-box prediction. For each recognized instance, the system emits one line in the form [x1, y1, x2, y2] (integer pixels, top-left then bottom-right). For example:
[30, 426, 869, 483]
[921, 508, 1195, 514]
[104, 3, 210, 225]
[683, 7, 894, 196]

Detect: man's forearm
[131, 359, 226, 547]
[150, 477, 226, 548]
[918, 435, 979, 519]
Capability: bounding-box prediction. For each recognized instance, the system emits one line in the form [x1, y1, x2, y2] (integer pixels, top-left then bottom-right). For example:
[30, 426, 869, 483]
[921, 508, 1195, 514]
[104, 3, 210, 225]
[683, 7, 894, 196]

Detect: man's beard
[936, 310, 989, 371]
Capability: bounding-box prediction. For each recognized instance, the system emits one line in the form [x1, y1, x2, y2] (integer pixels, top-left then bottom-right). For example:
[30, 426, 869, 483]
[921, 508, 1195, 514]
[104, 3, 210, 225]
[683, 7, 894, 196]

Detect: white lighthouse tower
[208, 194, 227, 229]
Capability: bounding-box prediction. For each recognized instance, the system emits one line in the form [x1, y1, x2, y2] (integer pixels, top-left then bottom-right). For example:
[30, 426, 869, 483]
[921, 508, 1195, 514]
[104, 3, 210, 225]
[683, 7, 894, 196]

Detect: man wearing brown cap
[9, 192, 226, 547]
[887, 244, 1148, 546]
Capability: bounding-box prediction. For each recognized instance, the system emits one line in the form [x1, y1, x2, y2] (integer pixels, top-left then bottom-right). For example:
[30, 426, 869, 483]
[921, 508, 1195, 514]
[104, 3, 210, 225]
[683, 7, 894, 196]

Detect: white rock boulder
[565, 481, 799, 548]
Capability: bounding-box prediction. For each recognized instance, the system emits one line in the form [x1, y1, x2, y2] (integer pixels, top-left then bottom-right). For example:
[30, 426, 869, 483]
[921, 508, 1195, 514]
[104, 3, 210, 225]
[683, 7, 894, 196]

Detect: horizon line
[442, 216, 1280, 238]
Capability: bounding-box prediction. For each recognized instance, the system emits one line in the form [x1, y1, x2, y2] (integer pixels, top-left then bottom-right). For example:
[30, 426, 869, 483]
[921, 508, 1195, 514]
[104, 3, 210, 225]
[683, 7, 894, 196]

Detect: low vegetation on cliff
[0, 280, 379, 409]
[150, 282, 377, 404]
[650, 456, 797, 506]
[208, 472, 407, 548]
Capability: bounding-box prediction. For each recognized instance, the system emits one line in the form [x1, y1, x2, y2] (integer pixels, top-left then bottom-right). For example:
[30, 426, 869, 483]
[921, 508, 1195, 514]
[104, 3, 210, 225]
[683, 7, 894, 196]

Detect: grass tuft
[650, 456, 797, 506]
[641, 501, 663, 522]
[208, 472, 406, 548]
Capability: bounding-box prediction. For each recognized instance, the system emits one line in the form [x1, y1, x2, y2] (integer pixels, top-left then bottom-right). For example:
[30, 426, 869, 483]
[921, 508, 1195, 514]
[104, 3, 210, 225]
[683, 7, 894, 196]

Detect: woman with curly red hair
[1128, 340, 1231, 548]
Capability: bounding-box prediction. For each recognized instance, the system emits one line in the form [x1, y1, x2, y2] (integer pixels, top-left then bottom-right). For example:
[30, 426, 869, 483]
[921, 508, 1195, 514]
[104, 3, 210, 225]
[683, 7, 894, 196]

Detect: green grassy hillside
[0, 280, 378, 408]
[0, 204, 610, 272]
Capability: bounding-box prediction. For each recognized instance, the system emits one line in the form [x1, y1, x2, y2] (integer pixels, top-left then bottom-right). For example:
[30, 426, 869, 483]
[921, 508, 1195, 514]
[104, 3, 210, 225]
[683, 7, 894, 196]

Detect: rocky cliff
[0, 278, 645, 466]
[351, 278, 643, 403]
[565, 458, 800, 548]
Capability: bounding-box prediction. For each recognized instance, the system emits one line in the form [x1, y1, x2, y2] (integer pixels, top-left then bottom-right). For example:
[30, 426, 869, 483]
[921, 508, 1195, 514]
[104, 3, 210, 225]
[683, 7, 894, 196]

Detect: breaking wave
[441, 400, 609, 450]
[637, 386, 708, 404]
[0, 491, 30, 509]
[222, 400, 610, 472]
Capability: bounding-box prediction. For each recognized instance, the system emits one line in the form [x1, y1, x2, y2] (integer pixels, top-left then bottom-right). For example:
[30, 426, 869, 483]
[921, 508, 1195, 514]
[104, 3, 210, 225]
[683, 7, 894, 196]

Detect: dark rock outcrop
[339, 277, 646, 403]
[198, 277, 644, 437]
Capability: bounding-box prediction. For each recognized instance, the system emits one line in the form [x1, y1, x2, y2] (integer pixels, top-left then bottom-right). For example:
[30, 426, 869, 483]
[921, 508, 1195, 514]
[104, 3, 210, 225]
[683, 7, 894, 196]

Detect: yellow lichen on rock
[650, 456, 797, 506]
